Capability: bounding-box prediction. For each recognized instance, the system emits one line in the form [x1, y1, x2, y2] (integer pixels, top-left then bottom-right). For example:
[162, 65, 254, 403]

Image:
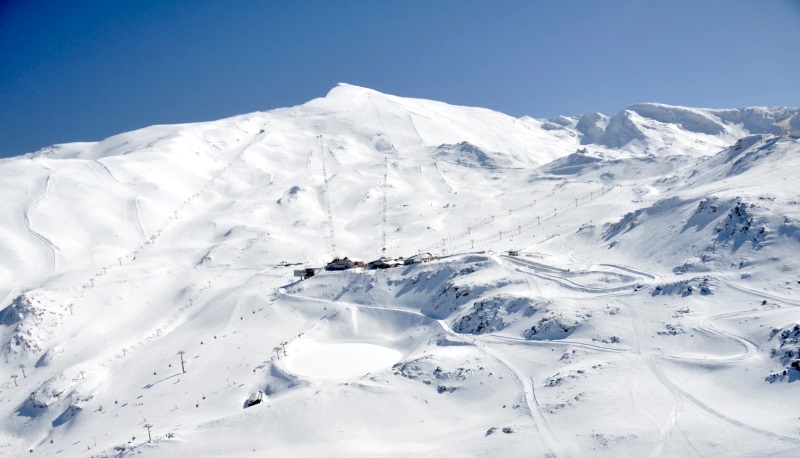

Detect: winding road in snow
[503, 255, 645, 297]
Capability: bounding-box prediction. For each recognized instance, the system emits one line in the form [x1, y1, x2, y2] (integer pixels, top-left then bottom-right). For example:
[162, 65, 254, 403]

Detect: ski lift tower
[774, 114, 793, 136]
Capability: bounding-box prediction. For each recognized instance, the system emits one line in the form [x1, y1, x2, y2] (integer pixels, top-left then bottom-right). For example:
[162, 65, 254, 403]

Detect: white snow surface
[1, 83, 800, 456]
[282, 343, 402, 379]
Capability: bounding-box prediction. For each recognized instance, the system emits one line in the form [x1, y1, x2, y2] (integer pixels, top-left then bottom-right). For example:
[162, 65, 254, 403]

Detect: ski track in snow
[719, 277, 800, 308]
[433, 161, 455, 194]
[479, 343, 569, 458]
[648, 356, 682, 457]
[503, 256, 646, 297]
[597, 263, 659, 280]
[485, 334, 632, 355]
[93, 159, 123, 185]
[648, 356, 800, 445]
[132, 198, 148, 241]
[22, 173, 57, 271]
[383, 99, 418, 140]
[658, 306, 759, 365]
[627, 292, 800, 450]
[625, 293, 689, 457]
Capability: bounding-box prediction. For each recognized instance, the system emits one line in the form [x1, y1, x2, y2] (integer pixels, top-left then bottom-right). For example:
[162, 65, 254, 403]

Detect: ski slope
[0, 84, 799, 456]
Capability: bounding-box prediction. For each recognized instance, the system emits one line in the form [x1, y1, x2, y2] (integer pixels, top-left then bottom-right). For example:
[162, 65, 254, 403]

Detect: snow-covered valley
[1, 84, 800, 456]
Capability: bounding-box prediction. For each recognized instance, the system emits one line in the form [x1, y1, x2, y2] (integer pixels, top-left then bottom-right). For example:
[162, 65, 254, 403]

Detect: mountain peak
[324, 82, 384, 100]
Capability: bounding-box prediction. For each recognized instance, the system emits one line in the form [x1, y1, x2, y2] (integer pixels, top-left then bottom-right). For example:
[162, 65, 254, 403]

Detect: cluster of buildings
[293, 253, 438, 280]
[325, 253, 438, 271]
[292, 250, 524, 281]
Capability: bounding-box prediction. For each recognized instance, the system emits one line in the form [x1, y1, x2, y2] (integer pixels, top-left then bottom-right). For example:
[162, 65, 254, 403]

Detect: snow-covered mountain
[1, 84, 799, 456]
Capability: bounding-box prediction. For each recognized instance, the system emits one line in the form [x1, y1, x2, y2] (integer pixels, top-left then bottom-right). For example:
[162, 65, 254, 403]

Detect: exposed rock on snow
[452, 295, 538, 335]
[434, 142, 522, 169]
[767, 324, 800, 382]
[523, 312, 581, 340]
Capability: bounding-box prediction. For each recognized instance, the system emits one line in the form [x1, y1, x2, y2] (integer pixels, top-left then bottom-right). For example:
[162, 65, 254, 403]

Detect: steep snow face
[575, 111, 609, 145]
[1, 85, 800, 456]
[628, 103, 727, 135]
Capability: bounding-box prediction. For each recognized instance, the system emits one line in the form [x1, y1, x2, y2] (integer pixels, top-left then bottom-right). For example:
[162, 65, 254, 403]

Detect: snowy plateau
[1, 83, 800, 457]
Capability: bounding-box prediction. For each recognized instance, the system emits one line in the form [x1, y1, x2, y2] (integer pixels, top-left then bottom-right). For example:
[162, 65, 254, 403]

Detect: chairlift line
[317, 135, 338, 257]
[418, 184, 618, 255]
[381, 156, 389, 255]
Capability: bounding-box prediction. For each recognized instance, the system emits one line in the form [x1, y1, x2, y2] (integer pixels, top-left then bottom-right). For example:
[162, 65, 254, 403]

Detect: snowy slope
[1, 84, 799, 457]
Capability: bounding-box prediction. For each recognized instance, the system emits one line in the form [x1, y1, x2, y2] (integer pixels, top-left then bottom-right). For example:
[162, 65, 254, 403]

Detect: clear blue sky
[1, 0, 799, 158]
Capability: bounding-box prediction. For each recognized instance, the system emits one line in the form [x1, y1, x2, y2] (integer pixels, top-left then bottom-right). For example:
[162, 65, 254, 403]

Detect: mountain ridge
[23, 83, 800, 162]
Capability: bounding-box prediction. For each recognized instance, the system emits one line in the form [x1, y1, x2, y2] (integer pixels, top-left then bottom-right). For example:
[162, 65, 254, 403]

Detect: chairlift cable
[317, 135, 337, 257]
